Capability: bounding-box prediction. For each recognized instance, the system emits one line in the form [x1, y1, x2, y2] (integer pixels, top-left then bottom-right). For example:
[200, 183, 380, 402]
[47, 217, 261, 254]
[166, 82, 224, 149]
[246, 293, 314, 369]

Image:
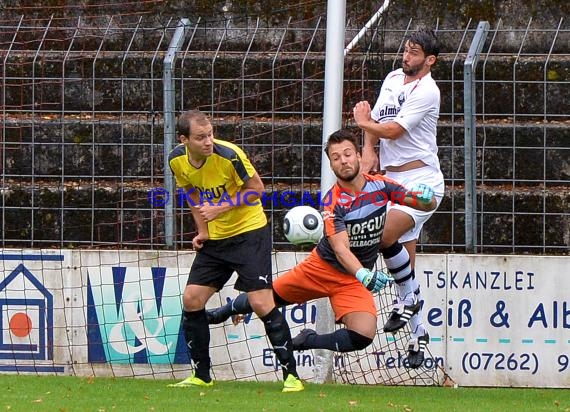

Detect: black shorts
[187, 225, 273, 292]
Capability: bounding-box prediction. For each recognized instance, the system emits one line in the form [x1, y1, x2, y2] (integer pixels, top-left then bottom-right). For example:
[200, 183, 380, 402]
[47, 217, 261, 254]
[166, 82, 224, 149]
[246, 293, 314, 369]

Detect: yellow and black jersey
[168, 139, 267, 239]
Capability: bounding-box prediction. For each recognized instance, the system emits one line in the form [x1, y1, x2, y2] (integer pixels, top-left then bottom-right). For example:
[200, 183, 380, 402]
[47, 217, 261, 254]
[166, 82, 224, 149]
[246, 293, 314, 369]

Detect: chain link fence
[1, 14, 568, 253]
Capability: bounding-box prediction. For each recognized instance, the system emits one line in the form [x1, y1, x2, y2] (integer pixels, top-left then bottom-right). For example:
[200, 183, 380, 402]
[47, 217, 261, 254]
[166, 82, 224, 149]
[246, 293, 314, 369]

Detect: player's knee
[182, 286, 210, 311]
[347, 330, 374, 351]
[247, 289, 275, 315]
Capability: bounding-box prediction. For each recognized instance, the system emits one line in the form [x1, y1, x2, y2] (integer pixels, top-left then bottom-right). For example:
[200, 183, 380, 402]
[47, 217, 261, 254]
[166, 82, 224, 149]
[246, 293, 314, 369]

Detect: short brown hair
[324, 129, 360, 158]
[176, 110, 209, 138]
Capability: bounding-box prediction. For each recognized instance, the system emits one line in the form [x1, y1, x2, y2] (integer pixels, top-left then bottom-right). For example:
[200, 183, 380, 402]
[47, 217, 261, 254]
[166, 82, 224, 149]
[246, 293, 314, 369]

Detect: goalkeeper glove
[355, 268, 393, 293]
[407, 183, 435, 204]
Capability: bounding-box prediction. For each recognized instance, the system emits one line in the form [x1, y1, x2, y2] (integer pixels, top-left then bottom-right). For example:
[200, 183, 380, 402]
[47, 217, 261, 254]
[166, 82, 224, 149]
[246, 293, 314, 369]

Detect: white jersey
[371, 68, 441, 172]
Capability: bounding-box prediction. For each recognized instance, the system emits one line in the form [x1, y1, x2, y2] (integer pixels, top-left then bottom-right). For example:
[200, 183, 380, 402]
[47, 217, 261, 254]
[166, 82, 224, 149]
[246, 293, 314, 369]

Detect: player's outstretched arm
[328, 230, 364, 276]
[403, 183, 438, 212]
[328, 230, 392, 293]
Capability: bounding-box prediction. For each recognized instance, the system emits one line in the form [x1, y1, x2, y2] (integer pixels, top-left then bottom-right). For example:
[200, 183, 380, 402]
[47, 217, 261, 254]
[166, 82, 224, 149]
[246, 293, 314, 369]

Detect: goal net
[0, 248, 448, 386]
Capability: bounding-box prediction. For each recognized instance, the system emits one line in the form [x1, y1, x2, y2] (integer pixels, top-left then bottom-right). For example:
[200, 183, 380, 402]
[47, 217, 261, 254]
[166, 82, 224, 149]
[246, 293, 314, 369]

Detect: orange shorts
[273, 249, 377, 322]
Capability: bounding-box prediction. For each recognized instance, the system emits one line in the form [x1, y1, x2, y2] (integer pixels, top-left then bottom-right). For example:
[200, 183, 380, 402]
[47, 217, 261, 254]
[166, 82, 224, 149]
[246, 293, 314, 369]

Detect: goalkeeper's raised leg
[207, 293, 252, 325]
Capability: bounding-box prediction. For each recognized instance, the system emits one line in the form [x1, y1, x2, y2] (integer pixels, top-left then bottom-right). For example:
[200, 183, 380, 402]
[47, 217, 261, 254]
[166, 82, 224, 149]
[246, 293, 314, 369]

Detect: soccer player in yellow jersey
[167, 110, 302, 392]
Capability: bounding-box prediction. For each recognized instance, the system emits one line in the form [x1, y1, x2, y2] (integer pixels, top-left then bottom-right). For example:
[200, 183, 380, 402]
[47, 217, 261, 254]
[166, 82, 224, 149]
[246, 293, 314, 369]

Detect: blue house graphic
[0, 260, 64, 373]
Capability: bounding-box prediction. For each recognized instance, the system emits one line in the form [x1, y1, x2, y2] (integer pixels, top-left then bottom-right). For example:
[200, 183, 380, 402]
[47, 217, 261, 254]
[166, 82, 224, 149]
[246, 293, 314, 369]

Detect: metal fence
[1, 14, 568, 253]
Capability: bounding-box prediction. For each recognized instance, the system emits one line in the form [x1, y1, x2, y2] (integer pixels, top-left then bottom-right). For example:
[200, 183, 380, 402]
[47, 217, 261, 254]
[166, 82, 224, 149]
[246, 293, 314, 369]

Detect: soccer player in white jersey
[353, 29, 445, 368]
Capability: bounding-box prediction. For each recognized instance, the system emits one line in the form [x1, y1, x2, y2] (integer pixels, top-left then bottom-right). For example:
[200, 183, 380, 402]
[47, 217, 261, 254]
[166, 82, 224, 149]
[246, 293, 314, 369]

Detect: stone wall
[1, 1, 568, 252]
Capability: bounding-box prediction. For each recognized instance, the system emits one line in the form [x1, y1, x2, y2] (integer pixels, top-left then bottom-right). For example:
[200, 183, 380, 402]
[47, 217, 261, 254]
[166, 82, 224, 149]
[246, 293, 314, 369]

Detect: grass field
[2, 374, 569, 412]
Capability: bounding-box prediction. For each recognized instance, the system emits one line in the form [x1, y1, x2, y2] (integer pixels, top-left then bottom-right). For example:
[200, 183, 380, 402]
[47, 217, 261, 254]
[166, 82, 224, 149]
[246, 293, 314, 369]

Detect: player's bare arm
[197, 172, 265, 222]
[353, 101, 406, 141]
[328, 222, 393, 293]
[354, 100, 405, 172]
[185, 184, 210, 250]
[328, 229, 364, 276]
[361, 130, 380, 172]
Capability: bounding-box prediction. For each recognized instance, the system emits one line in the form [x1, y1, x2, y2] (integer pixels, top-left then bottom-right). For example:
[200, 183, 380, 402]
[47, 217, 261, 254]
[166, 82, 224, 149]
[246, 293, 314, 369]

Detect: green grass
[1, 375, 569, 412]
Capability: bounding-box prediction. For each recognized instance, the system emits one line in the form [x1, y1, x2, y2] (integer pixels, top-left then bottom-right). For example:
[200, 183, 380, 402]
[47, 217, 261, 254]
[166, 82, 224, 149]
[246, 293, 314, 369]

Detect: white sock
[409, 287, 426, 338]
[383, 245, 415, 306]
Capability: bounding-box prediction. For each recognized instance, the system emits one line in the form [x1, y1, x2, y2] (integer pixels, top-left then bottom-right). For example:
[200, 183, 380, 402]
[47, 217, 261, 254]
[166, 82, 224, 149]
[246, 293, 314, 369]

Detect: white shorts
[385, 165, 445, 243]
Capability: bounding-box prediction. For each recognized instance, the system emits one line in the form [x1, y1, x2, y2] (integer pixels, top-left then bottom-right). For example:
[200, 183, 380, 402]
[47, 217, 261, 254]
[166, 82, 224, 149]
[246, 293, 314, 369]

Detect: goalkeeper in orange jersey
[167, 110, 302, 392]
[207, 128, 437, 368]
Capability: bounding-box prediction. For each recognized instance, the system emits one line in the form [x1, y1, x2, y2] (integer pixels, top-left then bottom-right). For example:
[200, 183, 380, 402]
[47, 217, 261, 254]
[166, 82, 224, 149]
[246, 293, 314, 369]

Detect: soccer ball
[283, 205, 324, 245]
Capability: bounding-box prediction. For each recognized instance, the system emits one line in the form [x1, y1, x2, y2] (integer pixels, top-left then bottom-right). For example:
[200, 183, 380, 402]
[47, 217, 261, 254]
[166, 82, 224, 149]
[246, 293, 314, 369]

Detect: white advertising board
[1, 249, 568, 387]
[417, 254, 570, 388]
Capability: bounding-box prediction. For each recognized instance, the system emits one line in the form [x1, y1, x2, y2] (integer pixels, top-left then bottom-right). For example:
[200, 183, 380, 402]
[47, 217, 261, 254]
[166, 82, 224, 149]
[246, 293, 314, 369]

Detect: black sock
[208, 292, 290, 324]
[183, 309, 211, 382]
[214, 293, 253, 323]
[301, 329, 373, 352]
[261, 307, 297, 380]
[380, 241, 413, 283]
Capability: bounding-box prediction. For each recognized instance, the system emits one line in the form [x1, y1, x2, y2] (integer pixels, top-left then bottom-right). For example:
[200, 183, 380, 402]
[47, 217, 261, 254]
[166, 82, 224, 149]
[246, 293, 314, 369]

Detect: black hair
[407, 29, 440, 58]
